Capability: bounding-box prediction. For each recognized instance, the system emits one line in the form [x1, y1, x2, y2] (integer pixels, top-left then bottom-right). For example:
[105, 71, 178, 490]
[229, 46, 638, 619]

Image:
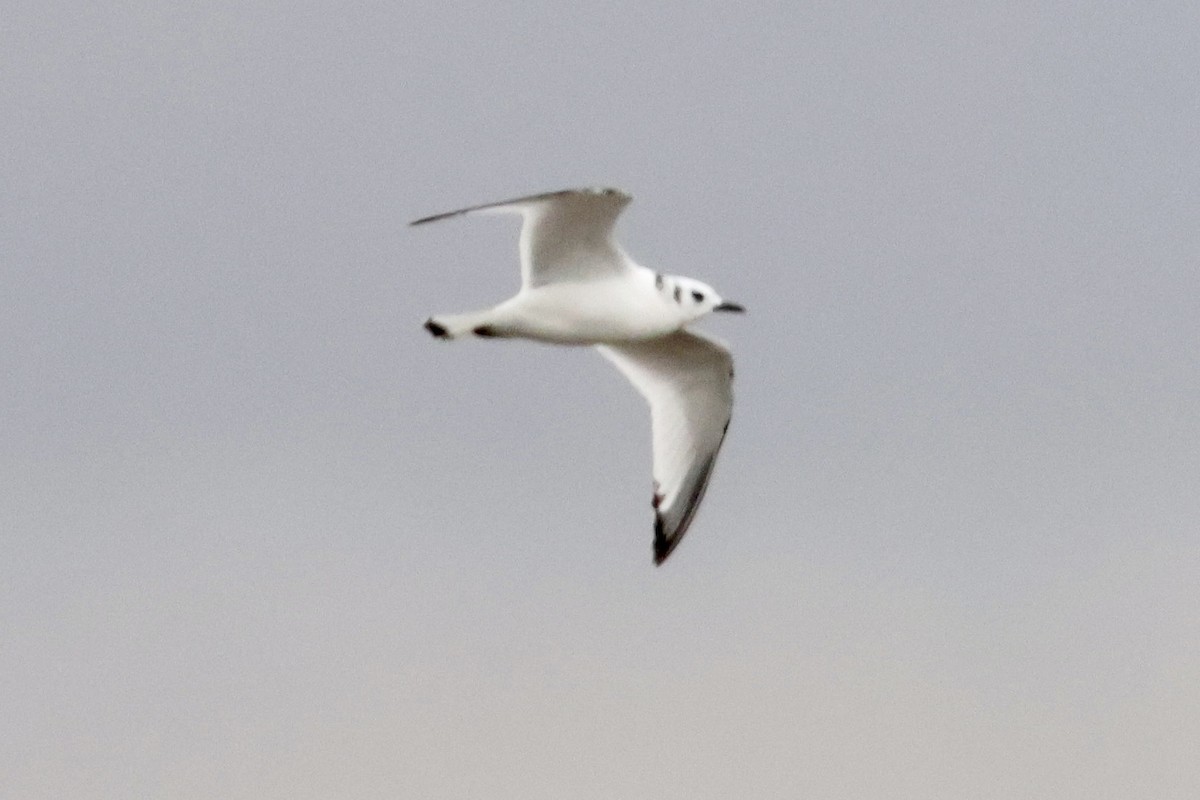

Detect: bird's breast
[504, 280, 681, 344]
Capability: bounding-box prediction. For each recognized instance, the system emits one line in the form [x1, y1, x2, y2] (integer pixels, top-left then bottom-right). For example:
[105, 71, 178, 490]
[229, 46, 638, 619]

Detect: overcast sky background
[4, 3, 1199, 798]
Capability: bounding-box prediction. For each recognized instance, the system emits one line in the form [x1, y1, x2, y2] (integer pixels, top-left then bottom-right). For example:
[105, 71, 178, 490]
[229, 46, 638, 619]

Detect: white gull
[413, 187, 743, 564]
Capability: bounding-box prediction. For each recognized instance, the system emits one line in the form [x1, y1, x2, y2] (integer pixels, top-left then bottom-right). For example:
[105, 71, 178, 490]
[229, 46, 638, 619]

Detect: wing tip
[650, 453, 723, 567]
[408, 210, 459, 227]
[652, 512, 679, 566]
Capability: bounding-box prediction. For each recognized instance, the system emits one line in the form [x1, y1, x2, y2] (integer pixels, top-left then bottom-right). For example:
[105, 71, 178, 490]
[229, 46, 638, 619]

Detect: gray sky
[4, 3, 1199, 798]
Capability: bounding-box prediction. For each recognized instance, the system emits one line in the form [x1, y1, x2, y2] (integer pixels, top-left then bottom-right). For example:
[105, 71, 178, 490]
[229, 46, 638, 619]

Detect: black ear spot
[691, 291, 705, 302]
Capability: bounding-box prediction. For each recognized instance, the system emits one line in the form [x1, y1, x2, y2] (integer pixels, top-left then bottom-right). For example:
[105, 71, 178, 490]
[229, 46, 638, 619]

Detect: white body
[413, 187, 741, 564]
[437, 267, 700, 343]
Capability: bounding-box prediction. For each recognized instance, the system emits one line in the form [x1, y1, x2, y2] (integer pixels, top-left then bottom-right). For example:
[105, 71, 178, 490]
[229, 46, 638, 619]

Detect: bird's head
[668, 276, 746, 322]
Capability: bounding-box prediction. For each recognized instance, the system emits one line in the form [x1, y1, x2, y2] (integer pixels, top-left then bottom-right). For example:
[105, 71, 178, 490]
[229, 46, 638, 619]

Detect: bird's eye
[691, 291, 705, 302]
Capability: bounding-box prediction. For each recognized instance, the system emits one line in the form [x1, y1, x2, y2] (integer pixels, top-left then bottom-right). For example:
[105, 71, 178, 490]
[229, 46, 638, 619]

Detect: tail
[423, 310, 503, 340]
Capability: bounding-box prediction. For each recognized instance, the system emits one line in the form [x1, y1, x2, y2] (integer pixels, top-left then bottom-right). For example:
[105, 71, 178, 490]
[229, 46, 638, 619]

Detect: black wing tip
[650, 454, 721, 567]
[653, 512, 678, 566]
[409, 210, 461, 227]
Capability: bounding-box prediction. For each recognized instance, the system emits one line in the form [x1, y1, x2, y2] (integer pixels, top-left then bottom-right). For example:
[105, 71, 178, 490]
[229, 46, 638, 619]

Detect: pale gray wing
[410, 187, 633, 288]
[597, 330, 735, 565]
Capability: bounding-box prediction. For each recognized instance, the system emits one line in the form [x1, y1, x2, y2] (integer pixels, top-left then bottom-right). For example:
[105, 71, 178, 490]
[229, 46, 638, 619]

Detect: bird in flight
[412, 187, 743, 565]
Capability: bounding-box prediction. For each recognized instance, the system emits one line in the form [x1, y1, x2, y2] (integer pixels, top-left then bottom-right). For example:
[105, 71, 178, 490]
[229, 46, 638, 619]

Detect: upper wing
[597, 330, 735, 565]
[410, 187, 634, 288]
